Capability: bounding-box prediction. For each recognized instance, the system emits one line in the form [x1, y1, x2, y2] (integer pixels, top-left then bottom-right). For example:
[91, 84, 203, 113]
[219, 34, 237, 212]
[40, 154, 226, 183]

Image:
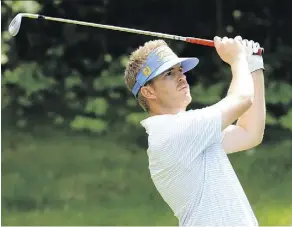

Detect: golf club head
[9, 13, 23, 36]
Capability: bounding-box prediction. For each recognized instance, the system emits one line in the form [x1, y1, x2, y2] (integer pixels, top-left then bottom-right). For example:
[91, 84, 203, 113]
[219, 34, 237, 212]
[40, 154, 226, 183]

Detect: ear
[140, 85, 156, 100]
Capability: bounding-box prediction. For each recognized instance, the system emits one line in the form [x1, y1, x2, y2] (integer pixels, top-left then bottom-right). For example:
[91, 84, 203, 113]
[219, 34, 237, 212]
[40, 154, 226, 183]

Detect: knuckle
[235, 35, 242, 40]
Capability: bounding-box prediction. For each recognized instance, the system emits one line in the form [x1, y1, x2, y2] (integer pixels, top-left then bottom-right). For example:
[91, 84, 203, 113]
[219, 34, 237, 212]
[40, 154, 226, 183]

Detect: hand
[214, 36, 247, 66]
[241, 38, 265, 72]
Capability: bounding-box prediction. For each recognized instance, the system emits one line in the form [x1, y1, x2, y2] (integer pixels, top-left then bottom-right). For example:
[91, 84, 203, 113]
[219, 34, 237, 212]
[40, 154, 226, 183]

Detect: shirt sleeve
[168, 106, 223, 163]
[185, 106, 222, 146]
[146, 106, 223, 169]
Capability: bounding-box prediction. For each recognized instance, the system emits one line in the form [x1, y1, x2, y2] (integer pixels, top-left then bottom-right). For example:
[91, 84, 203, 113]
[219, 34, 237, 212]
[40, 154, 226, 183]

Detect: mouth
[178, 84, 189, 91]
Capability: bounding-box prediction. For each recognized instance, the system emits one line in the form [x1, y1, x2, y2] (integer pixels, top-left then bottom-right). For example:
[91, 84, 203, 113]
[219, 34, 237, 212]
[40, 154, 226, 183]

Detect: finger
[254, 42, 260, 49]
[242, 39, 248, 47]
[234, 36, 242, 41]
[248, 40, 254, 50]
[214, 36, 222, 42]
[253, 42, 260, 53]
[243, 40, 253, 55]
[214, 36, 222, 48]
[222, 36, 229, 43]
[228, 38, 234, 43]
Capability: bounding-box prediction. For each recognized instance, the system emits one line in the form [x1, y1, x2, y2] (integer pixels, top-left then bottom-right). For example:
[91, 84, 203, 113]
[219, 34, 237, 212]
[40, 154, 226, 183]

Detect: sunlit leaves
[120, 56, 129, 67]
[191, 82, 225, 104]
[279, 109, 292, 130]
[104, 54, 113, 63]
[93, 71, 124, 91]
[85, 97, 108, 115]
[64, 73, 82, 89]
[233, 10, 242, 20]
[266, 82, 292, 105]
[3, 63, 56, 96]
[46, 45, 64, 58]
[17, 97, 32, 107]
[126, 112, 148, 126]
[70, 116, 107, 133]
[5, 1, 41, 14]
[53, 0, 63, 6]
[266, 112, 278, 125]
[1, 0, 291, 135]
[1, 32, 11, 64]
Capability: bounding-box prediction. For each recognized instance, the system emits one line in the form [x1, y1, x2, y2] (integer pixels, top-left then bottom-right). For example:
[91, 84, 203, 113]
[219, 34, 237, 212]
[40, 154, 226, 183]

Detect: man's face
[147, 64, 192, 110]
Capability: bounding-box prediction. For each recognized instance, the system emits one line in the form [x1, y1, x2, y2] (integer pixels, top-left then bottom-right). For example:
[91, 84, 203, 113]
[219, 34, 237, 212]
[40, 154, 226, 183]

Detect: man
[124, 36, 266, 226]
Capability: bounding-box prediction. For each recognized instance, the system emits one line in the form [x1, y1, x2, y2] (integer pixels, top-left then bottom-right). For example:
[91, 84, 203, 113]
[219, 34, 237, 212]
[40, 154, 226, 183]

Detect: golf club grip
[185, 37, 264, 56]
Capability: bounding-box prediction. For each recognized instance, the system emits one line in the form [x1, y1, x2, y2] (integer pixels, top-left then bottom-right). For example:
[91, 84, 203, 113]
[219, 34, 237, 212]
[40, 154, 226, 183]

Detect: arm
[212, 58, 254, 130]
[212, 36, 254, 131]
[222, 69, 266, 153]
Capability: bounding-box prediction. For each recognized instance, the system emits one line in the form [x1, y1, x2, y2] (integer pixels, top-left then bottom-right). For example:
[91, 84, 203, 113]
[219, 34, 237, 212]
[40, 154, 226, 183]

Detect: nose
[178, 73, 187, 83]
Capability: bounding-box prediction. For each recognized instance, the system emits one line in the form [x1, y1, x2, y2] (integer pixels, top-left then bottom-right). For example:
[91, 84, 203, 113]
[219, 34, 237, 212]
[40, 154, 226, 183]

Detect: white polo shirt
[141, 106, 258, 226]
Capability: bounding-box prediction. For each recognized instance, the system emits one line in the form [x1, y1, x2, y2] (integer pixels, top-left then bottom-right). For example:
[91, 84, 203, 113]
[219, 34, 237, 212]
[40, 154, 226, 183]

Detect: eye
[179, 67, 183, 72]
[165, 71, 172, 76]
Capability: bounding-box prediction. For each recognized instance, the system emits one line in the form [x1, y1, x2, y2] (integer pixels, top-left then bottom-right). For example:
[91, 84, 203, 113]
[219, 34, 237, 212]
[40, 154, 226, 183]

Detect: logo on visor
[142, 66, 152, 77]
[157, 49, 174, 62]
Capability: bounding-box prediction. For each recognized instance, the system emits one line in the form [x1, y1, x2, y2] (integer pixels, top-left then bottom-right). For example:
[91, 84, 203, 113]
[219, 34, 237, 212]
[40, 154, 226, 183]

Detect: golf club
[9, 13, 263, 55]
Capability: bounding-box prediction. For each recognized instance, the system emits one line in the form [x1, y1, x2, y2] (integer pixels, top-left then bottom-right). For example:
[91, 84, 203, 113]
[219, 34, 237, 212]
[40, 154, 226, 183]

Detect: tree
[2, 0, 292, 138]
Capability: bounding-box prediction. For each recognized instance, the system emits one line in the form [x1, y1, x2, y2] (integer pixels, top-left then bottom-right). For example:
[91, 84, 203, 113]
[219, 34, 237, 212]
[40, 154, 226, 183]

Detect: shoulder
[141, 114, 183, 151]
[141, 113, 178, 134]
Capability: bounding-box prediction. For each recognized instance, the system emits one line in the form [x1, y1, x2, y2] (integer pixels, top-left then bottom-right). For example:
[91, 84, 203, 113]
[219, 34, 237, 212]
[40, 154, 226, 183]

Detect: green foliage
[3, 63, 56, 96]
[2, 0, 292, 133]
[279, 109, 292, 130]
[2, 63, 57, 122]
[126, 112, 148, 125]
[191, 82, 225, 104]
[4, 0, 41, 13]
[266, 82, 292, 105]
[93, 72, 124, 91]
[64, 73, 82, 89]
[266, 112, 278, 125]
[1, 31, 11, 64]
[70, 116, 107, 133]
[85, 97, 108, 115]
[93, 56, 127, 91]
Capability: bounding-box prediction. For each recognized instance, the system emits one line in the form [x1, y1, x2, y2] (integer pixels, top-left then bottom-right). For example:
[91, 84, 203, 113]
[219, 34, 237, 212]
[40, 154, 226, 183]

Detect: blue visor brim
[131, 45, 200, 97]
[146, 57, 199, 82]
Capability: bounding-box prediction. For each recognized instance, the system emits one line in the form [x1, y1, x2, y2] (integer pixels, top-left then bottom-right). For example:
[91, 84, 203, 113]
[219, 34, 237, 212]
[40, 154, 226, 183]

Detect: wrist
[230, 55, 249, 71]
[251, 69, 264, 76]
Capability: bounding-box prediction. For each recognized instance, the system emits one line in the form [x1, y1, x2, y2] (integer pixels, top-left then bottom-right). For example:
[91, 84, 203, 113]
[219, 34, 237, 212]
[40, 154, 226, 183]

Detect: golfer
[124, 36, 266, 226]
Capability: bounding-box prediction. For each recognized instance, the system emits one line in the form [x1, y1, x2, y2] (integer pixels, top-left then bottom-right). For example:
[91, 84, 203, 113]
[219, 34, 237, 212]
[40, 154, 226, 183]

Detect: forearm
[236, 69, 266, 143]
[212, 58, 254, 130]
[227, 57, 254, 98]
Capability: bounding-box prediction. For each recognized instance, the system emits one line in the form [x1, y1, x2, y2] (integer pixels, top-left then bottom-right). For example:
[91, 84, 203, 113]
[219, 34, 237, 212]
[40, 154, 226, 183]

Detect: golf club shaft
[19, 13, 263, 55]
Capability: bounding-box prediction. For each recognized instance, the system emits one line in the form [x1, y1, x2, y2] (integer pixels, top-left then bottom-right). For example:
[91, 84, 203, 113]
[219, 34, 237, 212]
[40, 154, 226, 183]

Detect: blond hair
[124, 39, 168, 111]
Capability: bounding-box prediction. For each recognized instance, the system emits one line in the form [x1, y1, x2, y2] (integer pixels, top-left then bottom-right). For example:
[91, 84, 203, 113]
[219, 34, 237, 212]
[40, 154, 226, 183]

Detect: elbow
[250, 132, 265, 148]
[239, 94, 254, 109]
[257, 129, 265, 145]
[254, 124, 266, 146]
[253, 135, 264, 147]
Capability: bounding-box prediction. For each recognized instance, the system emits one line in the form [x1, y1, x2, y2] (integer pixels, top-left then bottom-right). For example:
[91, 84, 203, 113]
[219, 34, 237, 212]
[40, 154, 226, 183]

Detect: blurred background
[1, 0, 292, 225]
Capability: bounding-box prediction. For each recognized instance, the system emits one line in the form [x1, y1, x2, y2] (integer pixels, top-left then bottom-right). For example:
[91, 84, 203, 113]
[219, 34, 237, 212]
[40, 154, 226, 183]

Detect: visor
[131, 46, 199, 97]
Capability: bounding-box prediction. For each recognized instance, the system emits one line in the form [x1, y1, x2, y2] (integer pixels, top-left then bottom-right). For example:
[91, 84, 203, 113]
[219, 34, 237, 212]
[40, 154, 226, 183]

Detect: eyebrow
[164, 65, 183, 74]
[164, 67, 174, 73]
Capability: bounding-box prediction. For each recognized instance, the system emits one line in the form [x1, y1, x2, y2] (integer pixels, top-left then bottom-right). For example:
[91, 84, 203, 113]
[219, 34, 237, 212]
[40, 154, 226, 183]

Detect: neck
[149, 105, 186, 116]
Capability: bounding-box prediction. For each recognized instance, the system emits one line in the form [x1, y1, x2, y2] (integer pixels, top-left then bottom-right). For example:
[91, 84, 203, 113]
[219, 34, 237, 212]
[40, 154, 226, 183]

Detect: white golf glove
[242, 39, 265, 73]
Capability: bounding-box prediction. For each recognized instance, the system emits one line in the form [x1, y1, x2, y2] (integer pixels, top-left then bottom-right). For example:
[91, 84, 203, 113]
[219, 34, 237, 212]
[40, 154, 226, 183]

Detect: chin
[182, 95, 192, 107]
[186, 92, 192, 101]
